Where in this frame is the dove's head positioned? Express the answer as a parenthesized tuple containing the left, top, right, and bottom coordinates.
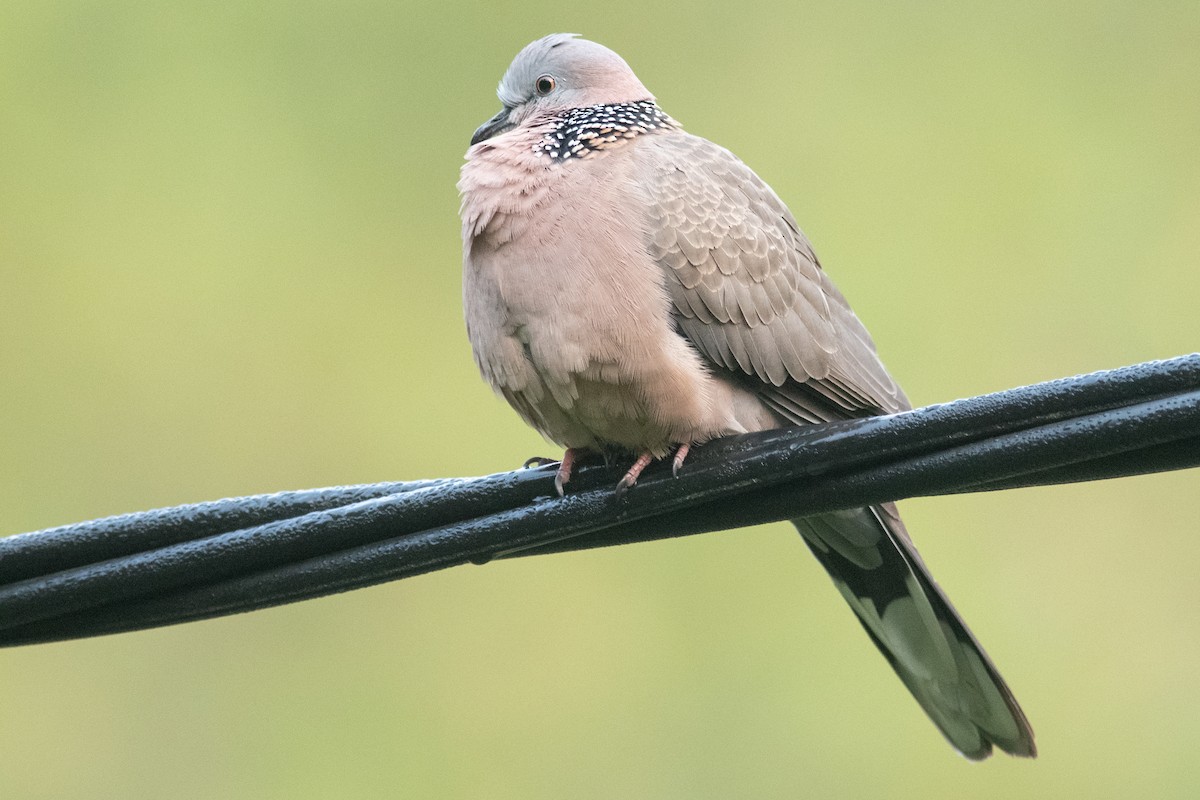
(470, 34, 654, 145)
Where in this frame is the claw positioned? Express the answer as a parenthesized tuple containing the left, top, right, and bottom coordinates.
(553, 448, 582, 497)
(614, 452, 655, 496)
(671, 443, 691, 478)
(523, 456, 556, 469)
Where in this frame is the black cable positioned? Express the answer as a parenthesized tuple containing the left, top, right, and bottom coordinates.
(0, 354, 1196, 647)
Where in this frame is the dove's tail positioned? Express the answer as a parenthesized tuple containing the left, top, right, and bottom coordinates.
(792, 504, 1035, 759)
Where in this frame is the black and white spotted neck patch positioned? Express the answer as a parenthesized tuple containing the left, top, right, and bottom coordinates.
(534, 100, 676, 161)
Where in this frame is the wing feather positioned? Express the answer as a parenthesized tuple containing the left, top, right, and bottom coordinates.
(639, 133, 908, 422)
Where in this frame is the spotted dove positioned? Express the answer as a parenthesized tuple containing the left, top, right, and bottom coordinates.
(459, 33, 1034, 760)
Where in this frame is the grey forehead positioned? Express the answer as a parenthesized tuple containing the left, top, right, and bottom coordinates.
(495, 33, 602, 106)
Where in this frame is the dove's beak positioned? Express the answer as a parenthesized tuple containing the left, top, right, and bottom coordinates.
(471, 107, 514, 145)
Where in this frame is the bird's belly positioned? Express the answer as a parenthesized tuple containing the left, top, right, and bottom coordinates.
(500, 321, 779, 456)
(525, 365, 682, 455)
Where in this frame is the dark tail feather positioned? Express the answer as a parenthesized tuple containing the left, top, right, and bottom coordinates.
(792, 504, 1035, 759)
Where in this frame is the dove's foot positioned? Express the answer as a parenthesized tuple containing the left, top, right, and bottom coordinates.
(615, 452, 655, 496)
(553, 448, 587, 497)
(671, 443, 691, 477)
(615, 444, 692, 495)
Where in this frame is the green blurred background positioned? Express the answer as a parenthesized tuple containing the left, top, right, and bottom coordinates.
(2, 1, 1197, 797)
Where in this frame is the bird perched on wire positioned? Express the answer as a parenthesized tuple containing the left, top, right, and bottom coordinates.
(458, 33, 1034, 760)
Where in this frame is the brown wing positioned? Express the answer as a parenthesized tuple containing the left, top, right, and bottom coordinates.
(638, 132, 1035, 759)
(640, 132, 909, 423)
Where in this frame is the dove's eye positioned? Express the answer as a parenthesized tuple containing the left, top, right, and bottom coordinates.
(535, 75, 556, 95)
